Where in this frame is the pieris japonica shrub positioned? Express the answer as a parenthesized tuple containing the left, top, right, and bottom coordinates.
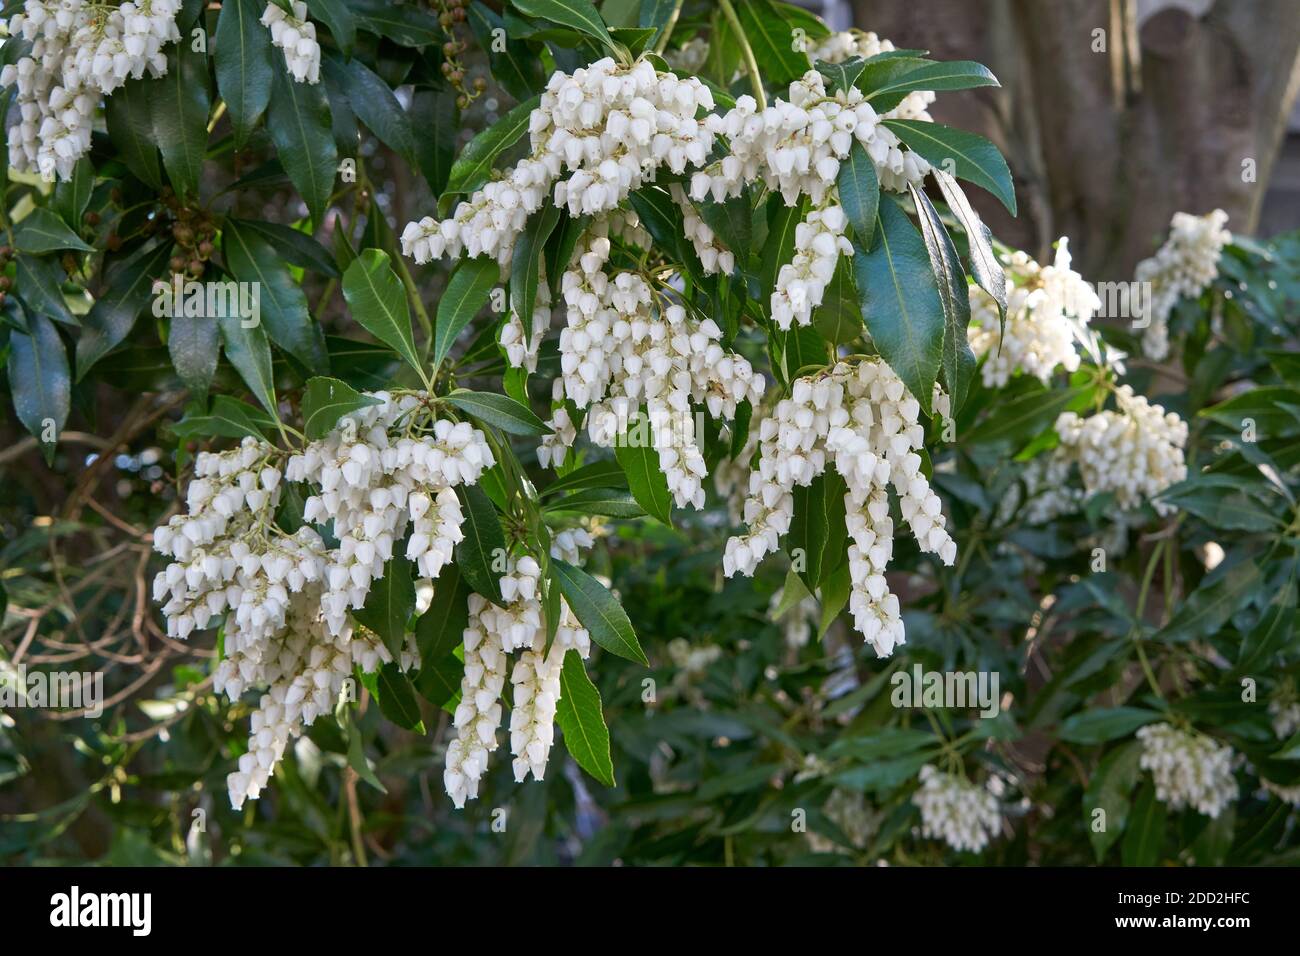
(0, 0, 1297, 867)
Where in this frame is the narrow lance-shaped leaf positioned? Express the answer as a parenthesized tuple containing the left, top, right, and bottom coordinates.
(510, 205, 561, 333)
(932, 168, 1006, 323)
(443, 389, 550, 436)
(512, 0, 617, 54)
(434, 256, 499, 371)
(444, 95, 540, 197)
(151, 39, 210, 200)
(454, 483, 506, 605)
(375, 664, 426, 734)
(885, 120, 1017, 216)
(214, 0, 274, 149)
(105, 75, 162, 189)
(7, 310, 70, 465)
(14, 207, 93, 254)
(267, 64, 338, 225)
(555, 650, 615, 787)
(552, 559, 647, 665)
(218, 310, 277, 418)
(76, 243, 173, 381)
(224, 220, 329, 374)
(302, 375, 383, 439)
(342, 249, 423, 376)
(853, 195, 945, 415)
(910, 184, 976, 413)
(354, 557, 415, 656)
(837, 140, 879, 249)
(615, 425, 673, 525)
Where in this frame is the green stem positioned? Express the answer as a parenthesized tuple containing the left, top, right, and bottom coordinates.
(718, 0, 766, 110)
(652, 0, 685, 56)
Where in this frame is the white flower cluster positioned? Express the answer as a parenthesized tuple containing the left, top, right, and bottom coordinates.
(402, 57, 715, 268)
(810, 29, 936, 121)
(500, 277, 551, 372)
(261, 1, 320, 85)
(286, 392, 493, 635)
(689, 69, 930, 208)
(1134, 210, 1230, 360)
(772, 203, 851, 330)
(1269, 694, 1300, 740)
(670, 184, 735, 275)
(968, 240, 1099, 388)
(1, 0, 182, 180)
(443, 556, 593, 807)
(1053, 385, 1187, 514)
(151, 437, 393, 808)
(556, 226, 764, 508)
(1137, 722, 1238, 818)
(724, 359, 955, 657)
(913, 764, 1002, 853)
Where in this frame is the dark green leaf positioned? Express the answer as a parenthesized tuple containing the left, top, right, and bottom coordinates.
(1084, 741, 1142, 861)
(230, 219, 339, 277)
(434, 256, 499, 370)
(1121, 782, 1166, 867)
(787, 470, 848, 590)
(306, 0, 356, 55)
(76, 243, 172, 380)
(14, 207, 92, 254)
(352, 0, 444, 45)
(342, 249, 422, 375)
(885, 120, 1016, 216)
(7, 310, 69, 464)
(172, 395, 276, 441)
(1154, 560, 1263, 644)
(215, 0, 275, 149)
(409, 89, 458, 197)
(105, 76, 163, 189)
(542, 487, 643, 518)
(16, 255, 76, 326)
(615, 430, 672, 525)
(301, 375, 383, 439)
(512, 0, 616, 53)
(541, 459, 627, 496)
(151, 40, 210, 200)
(445, 94, 540, 196)
(218, 311, 277, 417)
(853, 195, 944, 414)
(223, 220, 329, 374)
(910, 184, 975, 413)
(375, 663, 425, 733)
(467, 1, 544, 101)
(811, 256, 863, 346)
(455, 483, 506, 604)
(511, 205, 561, 333)
(168, 310, 220, 402)
(837, 140, 879, 248)
(354, 557, 415, 656)
(733, 0, 809, 86)
(415, 563, 472, 662)
(552, 559, 647, 665)
(443, 389, 549, 435)
(933, 169, 1006, 321)
(322, 54, 418, 166)
(267, 64, 338, 224)
(1059, 707, 1162, 745)
(556, 650, 615, 786)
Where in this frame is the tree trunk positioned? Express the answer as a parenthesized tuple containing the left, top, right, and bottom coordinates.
(850, 0, 1300, 278)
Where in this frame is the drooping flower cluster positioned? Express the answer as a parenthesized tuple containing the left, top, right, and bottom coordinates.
(1134, 210, 1231, 360)
(810, 29, 936, 121)
(443, 556, 593, 807)
(1053, 385, 1187, 514)
(153, 393, 497, 809)
(968, 240, 1099, 387)
(401, 57, 716, 268)
(913, 765, 1002, 853)
(1, 0, 183, 180)
(724, 358, 955, 657)
(690, 69, 931, 208)
(500, 277, 551, 373)
(670, 183, 735, 275)
(261, 1, 321, 85)
(1137, 722, 1238, 818)
(286, 392, 493, 635)
(151, 437, 393, 808)
(553, 223, 765, 506)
